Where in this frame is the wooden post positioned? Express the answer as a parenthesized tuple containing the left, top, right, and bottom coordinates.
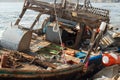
(76, 0, 79, 10)
(89, 29, 97, 49)
(14, 0, 29, 25)
(61, 0, 66, 8)
(30, 13, 42, 30)
(73, 23, 86, 49)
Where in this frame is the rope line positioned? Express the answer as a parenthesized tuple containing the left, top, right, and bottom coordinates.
(53, 0, 66, 63)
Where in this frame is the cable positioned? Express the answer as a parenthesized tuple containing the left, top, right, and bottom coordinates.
(53, 0, 66, 63)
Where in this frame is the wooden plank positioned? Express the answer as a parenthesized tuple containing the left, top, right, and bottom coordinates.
(10, 51, 57, 69)
(73, 23, 86, 49)
(30, 13, 42, 30)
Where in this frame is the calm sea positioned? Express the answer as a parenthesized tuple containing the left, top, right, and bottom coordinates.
(0, 2, 120, 31)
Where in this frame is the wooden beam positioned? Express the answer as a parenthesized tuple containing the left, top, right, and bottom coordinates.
(73, 23, 86, 49)
(14, 1, 30, 25)
(10, 51, 57, 69)
(28, 0, 55, 9)
(30, 13, 42, 30)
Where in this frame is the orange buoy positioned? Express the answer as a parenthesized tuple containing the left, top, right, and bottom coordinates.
(102, 53, 119, 66)
(116, 56, 120, 64)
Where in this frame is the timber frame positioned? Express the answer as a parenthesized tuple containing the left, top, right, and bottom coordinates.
(14, 0, 110, 49)
(15, 0, 109, 28)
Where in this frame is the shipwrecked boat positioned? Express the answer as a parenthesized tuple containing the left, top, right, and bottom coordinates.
(0, 0, 119, 80)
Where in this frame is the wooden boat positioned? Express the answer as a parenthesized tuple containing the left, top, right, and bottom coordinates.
(0, 0, 110, 80)
(0, 38, 84, 80)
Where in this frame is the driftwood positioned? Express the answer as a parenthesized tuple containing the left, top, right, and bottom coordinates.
(9, 51, 57, 69)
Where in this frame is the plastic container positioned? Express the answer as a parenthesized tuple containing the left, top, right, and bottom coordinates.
(0, 26, 32, 51)
(88, 54, 102, 65)
(75, 52, 86, 58)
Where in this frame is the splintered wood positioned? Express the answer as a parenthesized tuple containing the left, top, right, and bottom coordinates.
(0, 51, 58, 69)
(10, 51, 57, 69)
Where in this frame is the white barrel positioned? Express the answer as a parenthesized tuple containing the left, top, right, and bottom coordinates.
(99, 22, 107, 31)
(0, 26, 32, 51)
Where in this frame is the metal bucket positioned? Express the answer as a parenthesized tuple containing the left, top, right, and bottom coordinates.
(0, 26, 32, 51)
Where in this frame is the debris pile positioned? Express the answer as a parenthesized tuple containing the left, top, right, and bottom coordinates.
(0, 0, 120, 80)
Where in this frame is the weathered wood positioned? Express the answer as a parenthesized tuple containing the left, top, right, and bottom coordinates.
(0, 54, 10, 68)
(73, 23, 86, 49)
(90, 29, 97, 44)
(30, 13, 42, 30)
(15, 0, 109, 28)
(28, 0, 55, 9)
(14, 1, 29, 25)
(10, 51, 57, 69)
(83, 31, 104, 63)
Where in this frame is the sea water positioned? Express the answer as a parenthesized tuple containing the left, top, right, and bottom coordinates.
(0, 2, 120, 31)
